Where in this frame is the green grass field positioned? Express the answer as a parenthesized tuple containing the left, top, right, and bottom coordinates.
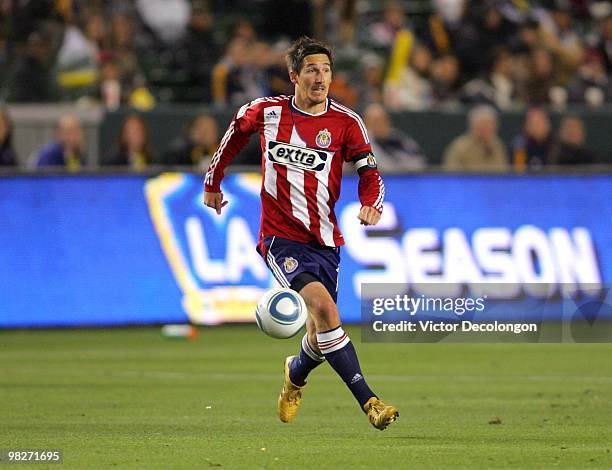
(1, 326, 612, 469)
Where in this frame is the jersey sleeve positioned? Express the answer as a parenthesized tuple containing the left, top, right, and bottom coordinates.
(343, 115, 372, 163)
(343, 114, 385, 213)
(204, 101, 260, 192)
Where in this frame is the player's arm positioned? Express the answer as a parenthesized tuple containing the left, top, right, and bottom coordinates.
(353, 152, 384, 226)
(203, 102, 259, 213)
(344, 117, 385, 226)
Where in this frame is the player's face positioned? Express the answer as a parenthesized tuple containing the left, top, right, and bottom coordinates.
(293, 54, 332, 105)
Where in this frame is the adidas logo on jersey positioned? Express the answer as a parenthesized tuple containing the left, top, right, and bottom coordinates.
(265, 110, 279, 119)
(267, 141, 328, 172)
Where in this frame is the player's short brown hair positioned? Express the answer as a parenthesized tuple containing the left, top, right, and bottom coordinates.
(286, 36, 333, 74)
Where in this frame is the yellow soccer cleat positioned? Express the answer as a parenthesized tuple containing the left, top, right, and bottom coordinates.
(363, 397, 399, 431)
(277, 355, 305, 423)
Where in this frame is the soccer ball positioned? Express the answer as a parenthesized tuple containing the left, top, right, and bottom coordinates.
(255, 287, 308, 339)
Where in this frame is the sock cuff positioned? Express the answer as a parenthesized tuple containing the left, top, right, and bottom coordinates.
(301, 334, 325, 362)
(317, 326, 350, 355)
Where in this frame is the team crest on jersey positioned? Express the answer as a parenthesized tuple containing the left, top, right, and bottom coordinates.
(315, 129, 332, 148)
(367, 153, 377, 167)
(283, 257, 299, 273)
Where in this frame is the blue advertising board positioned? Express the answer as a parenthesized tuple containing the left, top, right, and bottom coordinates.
(0, 173, 610, 327)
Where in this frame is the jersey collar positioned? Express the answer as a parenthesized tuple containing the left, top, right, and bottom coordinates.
(290, 96, 329, 116)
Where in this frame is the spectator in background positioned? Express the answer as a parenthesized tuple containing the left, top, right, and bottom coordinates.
(0, 35, 7, 89)
(6, 0, 59, 44)
(364, 103, 426, 171)
(418, 0, 482, 77)
(431, 53, 461, 106)
(355, 53, 385, 106)
(35, 114, 86, 170)
(329, 71, 359, 108)
(98, 56, 123, 110)
(164, 115, 219, 168)
(510, 107, 553, 170)
(536, 0, 584, 84)
(551, 115, 597, 165)
(509, 20, 540, 88)
(234, 40, 266, 103)
(0, 108, 17, 166)
(211, 37, 258, 107)
(105, 13, 155, 111)
(519, 47, 561, 105)
(181, 1, 220, 103)
(567, 49, 611, 106)
(7, 31, 57, 102)
(230, 17, 258, 43)
(108, 14, 144, 100)
(135, 0, 190, 45)
(419, 0, 467, 56)
(84, 10, 108, 50)
(249, 40, 293, 98)
(317, 0, 359, 58)
(262, 40, 293, 97)
(384, 43, 433, 110)
(55, 13, 99, 101)
(466, 0, 516, 76)
(369, 0, 407, 51)
(103, 114, 153, 170)
(442, 105, 508, 171)
(53, 0, 77, 26)
(592, 15, 612, 74)
(462, 47, 517, 109)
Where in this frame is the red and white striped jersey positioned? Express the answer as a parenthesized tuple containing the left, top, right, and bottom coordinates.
(205, 95, 384, 247)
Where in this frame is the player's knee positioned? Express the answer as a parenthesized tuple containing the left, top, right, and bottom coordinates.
(306, 294, 329, 316)
(307, 296, 339, 327)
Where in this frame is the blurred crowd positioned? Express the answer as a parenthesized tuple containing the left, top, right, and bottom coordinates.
(0, 0, 610, 170)
(1, 0, 611, 109)
(0, 110, 221, 170)
(0, 103, 599, 171)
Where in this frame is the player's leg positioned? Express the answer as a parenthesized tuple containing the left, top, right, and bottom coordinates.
(265, 236, 397, 427)
(261, 237, 325, 422)
(286, 274, 326, 387)
(298, 282, 374, 402)
(287, 314, 325, 385)
(277, 276, 328, 423)
(299, 281, 398, 429)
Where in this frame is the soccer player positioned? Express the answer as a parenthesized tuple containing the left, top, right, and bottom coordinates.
(203, 36, 398, 430)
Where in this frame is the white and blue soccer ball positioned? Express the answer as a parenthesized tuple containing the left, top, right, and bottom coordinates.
(255, 287, 308, 339)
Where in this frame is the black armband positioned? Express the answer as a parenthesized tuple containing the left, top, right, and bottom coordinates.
(352, 151, 378, 174)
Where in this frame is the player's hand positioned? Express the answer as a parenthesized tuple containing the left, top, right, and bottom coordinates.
(358, 206, 381, 226)
(203, 191, 228, 215)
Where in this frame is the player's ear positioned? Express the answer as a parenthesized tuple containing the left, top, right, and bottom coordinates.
(288, 69, 298, 84)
